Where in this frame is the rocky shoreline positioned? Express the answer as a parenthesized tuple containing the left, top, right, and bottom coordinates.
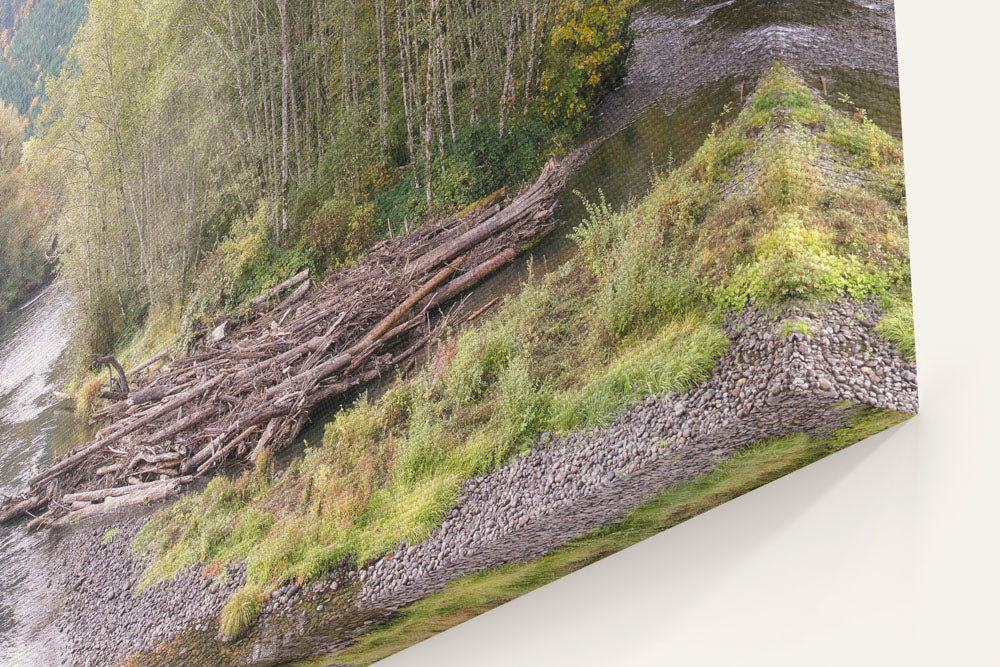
(51, 296, 916, 666)
(51, 515, 247, 665)
(358, 296, 917, 608)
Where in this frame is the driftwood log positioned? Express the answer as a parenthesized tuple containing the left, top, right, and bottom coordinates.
(0, 158, 569, 529)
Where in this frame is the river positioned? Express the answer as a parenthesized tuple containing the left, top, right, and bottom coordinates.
(0, 0, 903, 663)
(0, 284, 76, 663)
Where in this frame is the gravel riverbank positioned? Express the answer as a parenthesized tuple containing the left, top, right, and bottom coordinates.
(52, 296, 915, 665)
(51, 516, 246, 666)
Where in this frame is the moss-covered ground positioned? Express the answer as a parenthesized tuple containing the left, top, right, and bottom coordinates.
(131, 63, 913, 641)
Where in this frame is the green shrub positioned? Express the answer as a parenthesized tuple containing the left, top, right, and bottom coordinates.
(442, 322, 521, 403)
(294, 197, 376, 270)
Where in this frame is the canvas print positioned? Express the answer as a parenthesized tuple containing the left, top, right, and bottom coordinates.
(0, 0, 915, 664)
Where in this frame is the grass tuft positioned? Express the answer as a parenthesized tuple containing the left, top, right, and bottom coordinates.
(75, 375, 103, 420)
(219, 584, 264, 641)
(877, 291, 916, 360)
(778, 317, 816, 338)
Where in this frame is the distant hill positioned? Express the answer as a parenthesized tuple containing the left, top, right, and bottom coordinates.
(0, 0, 87, 135)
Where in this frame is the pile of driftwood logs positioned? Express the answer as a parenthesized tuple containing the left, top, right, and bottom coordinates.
(0, 158, 568, 529)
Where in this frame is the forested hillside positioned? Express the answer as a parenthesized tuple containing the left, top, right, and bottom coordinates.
(28, 0, 634, 362)
(0, 101, 49, 313)
(0, 0, 85, 314)
(0, 0, 88, 134)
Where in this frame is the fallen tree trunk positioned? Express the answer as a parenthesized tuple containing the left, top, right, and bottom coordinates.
(405, 161, 560, 277)
(54, 479, 188, 526)
(0, 495, 46, 524)
(128, 350, 171, 377)
(251, 269, 310, 309)
(62, 477, 193, 504)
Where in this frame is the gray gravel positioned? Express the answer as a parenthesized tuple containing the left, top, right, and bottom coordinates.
(51, 517, 245, 666)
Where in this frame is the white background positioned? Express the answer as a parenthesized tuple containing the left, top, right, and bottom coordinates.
(381, 2, 1000, 665)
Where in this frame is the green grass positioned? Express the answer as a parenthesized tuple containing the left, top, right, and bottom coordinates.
(131, 455, 276, 588)
(778, 317, 816, 338)
(132, 63, 914, 640)
(877, 290, 916, 360)
(309, 408, 910, 666)
(101, 527, 121, 544)
(218, 583, 265, 641)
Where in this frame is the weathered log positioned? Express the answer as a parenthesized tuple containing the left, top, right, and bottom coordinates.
(300, 368, 383, 411)
(94, 463, 123, 476)
(62, 476, 193, 504)
(355, 257, 464, 351)
(0, 495, 46, 524)
(423, 248, 518, 313)
(280, 279, 311, 309)
(136, 404, 220, 448)
(55, 480, 188, 526)
(251, 269, 310, 309)
(130, 385, 181, 405)
(127, 350, 171, 376)
(91, 385, 183, 422)
(127, 450, 182, 472)
(27, 512, 55, 531)
(249, 419, 279, 464)
(135, 465, 179, 478)
(405, 159, 560, 277)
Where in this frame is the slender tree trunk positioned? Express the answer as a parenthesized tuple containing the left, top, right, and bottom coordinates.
(277, 0, 290, 245)
(376, 0, 389, 153)
(441, 1, 457, 141)
(423, 0, 440, 210)
(523, 0, 540, 113)
(397, 0, 419, 187)
(463, 0, 478, 124)
(498, 7, 518, 140)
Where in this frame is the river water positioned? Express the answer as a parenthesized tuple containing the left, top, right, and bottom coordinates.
(0, 1, 903, 663)
(0, 285, 76, 663)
